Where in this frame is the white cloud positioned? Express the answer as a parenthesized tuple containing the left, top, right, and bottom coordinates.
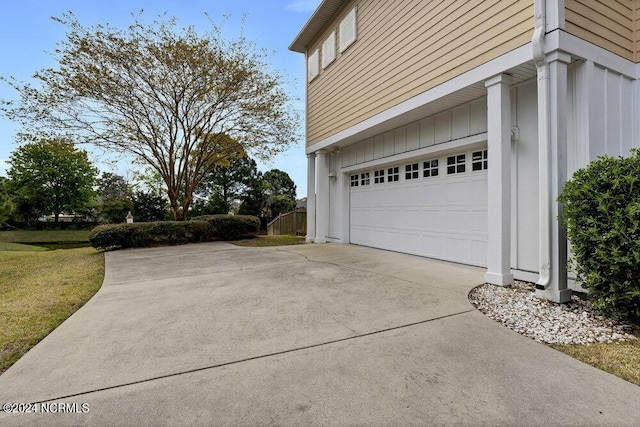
(286, 0, 321, 13)
(0, 159, 7, 177)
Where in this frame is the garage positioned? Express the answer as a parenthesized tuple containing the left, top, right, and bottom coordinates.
(349, 148, 488, 266)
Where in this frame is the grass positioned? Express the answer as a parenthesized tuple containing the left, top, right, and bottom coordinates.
(0, 241, 48, 252)
(0, 229, 92, 251)
(230, 234, 306, 247)
(552, 337, 640, 386)
(0, 247, 104, 374)
(0, 229, 91, 243)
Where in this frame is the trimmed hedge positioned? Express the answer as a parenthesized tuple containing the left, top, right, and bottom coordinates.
(559, 148, 640, 322)
(89, 215, 259, 250)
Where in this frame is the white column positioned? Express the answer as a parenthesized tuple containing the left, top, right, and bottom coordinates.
(484, 74, 514, 286)
(315, 149, 329, 243)
(305, 153, 316, 243)
(536, 51, 572, 303)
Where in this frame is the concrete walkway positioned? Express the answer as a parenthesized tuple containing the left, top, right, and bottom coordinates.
(1, 242, 639, 426)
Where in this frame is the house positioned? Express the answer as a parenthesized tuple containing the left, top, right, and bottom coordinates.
(289, 0, 640, 303)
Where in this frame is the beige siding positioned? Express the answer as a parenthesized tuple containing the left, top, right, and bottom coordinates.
(636, 0, 640, 61)
(565, 0, 636, 62)
(305, 0, 534, 146)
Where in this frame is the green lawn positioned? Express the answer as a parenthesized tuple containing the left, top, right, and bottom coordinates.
(230, 234, 306, 247)
(0, 241, 48, 252)
(0, 229, 91, 244)
(0, 229, 104, 374)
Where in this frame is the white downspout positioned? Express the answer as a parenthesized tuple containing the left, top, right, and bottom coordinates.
(533, 0, 551, 290)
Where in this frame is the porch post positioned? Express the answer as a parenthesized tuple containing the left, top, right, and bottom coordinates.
(315, 149, 329, 243)
(484, 74, 514, 286)
(306, 152, 316, 243)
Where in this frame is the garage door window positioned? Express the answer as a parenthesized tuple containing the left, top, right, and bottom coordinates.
(423, 159, 439, 177)
(374, 169, 385, 184)
(447, 154, 466, 174)
(350, 174, 359, 187)
(405, 163, 419, 180)
(472, 150, 488, 171)
(360, 172, 370, 185)
(387, 167, 399, 182)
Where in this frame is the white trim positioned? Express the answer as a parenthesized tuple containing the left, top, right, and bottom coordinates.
(545, 0, 564, 32)
(306, 153, 316, 243)
(305, 44, 533, 154)
(484, 73, 514, 287)
(512, 269, 540, 283)
(546, 30, 639, 79)
(339, 133, 487, 173)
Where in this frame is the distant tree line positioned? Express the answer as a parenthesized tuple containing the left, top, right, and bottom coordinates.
(0, 138, 297, 228)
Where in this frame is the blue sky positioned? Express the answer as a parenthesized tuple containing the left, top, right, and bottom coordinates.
(0, 0, 320, 197)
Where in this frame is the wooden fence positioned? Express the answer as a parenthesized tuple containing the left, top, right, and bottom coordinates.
(267, 208, 306, 236)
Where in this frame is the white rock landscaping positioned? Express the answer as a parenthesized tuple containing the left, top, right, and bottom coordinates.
(469, 281, 637, 345)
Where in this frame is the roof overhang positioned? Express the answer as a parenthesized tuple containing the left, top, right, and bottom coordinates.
(289, 0, 347, 53)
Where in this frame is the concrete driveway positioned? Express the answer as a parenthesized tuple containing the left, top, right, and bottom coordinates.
(1, 242, 639, 426)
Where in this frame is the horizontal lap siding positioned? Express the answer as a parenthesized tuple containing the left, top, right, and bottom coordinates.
(306, 0, 533, 146)
(636, 0, 640, 61)
(565, 0, 636, 62)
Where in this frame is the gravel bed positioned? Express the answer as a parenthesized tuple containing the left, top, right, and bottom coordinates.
(468, 281, 637, 345)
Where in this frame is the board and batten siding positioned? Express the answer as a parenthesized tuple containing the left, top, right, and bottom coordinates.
(305, 0, 534, 147)
(565, 0, 638, 62)
(567, 60, 639, 176)
(339, 98, 488, 168)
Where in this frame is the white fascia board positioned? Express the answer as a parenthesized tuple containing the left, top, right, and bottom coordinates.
(305, 44, 532, 155)
(339, 132, 487, 173)
(547, 30, 638, 79)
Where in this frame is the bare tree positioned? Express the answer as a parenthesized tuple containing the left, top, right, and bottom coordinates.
(1, 12, 300, 220)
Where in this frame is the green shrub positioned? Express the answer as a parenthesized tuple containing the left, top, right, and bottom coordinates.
(89, 215, 259, 250)
(89, 220, 212, 250)
(559, 148, 640, 322)
(191, 214, 260, 240)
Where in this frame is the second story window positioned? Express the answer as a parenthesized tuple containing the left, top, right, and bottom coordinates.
(339, 7, 357, 53)
(307, 49, 319, 82)
(322, 31, 336, 69)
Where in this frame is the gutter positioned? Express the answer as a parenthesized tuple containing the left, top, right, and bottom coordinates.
(533, 0, 551, 291)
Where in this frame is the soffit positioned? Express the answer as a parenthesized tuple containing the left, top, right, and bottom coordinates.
(289, 0, 346, 53)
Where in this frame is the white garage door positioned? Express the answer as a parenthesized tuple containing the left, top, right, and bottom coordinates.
(349, 149, 488, 266)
